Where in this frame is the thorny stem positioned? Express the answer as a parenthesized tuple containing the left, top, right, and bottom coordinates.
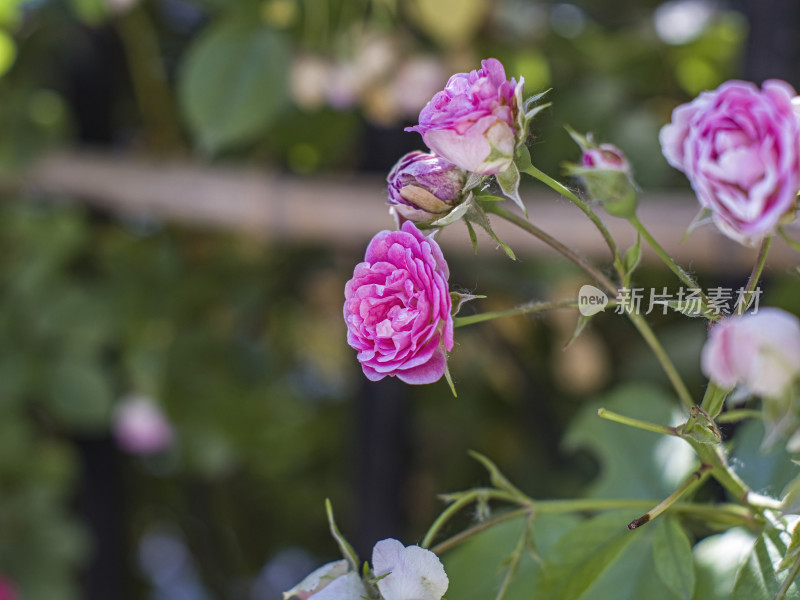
(522, 164, 620, 265)
(482, 203, 618, 293)
(628, 464, 712, 530)
(735, 235, 772, 315)
(597, 408, 678, 436)
(484, 202, 695, 411)
(453, 299, 583, 327)
(628, 215, 716, 319)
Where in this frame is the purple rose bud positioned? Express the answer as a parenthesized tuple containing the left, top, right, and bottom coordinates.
(660, 80, 800, 245)
(387, 151, 466, 223)
(405, 58, 522, 175)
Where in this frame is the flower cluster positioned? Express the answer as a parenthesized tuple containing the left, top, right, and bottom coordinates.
(284, 539, 448, 600)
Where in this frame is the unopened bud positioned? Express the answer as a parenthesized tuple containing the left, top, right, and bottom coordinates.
(387, 151, 466, 224)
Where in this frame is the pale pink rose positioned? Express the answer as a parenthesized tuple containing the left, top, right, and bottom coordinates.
(372, 539, 449, 600)
(701, 308, 800, 398)
(387, 151, 466, 223)
(660, 80, 800, 245)
(344, 221, 454, 385)
(113, 395, 174, 455)
(406, 58, 522, 175)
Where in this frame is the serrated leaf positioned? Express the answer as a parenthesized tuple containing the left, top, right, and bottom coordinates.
(693, 528, 756, 600)
(467, 204, 516, 260)
(653, 517, 695, 600)
(178, 17, 290, 152)
(732, 525, 800, 600)
(443, 514, 579, 600)
(539, 510, 642, 600)
(495, 162, 525, 217)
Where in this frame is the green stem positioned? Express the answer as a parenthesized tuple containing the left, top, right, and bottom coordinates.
(453, 299, 581, 327)
(430, 508, 531, 556)
(627, 311, 695, 410)
(776, 551, 800, 600)
(735, 235, 772, 315)
(699, 382, 730, 420)
(716, 409, 762, 424)
(628, 464, 712, 529)
(628, 215, 714, 317)
(522, 164, 619, 264)
(597, 408, 677, 436)
(779, 227, 800, 253)
(486, 202, 695, 411)
(482, 203, 618, 295)
(421, 489, 523, 549)
(115, 7, 184, 153)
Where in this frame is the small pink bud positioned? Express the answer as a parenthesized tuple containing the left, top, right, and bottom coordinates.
(387, 151, 466, 223)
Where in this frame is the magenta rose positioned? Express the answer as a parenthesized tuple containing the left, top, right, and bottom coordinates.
(701, 308, 800, 398)
(387, 151, 466, 223)
(344, 221, 454, 384)
(405, 58, 522, 175)
(660, 80, 800, 245)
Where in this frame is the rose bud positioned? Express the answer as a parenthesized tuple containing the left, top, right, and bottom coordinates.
(661, 80, 800, 245)
(387, 151, 466, 224)
(405, 58, 523, 175)
(564, 133, 638, 218)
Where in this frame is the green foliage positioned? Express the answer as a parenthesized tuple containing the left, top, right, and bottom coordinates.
(178, 15, 291, 153)
(653, 517, 695, 600)
(564, 383, 694, 499)
(732, 524, 800, 599)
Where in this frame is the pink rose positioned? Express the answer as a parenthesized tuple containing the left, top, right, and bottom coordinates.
(387, 151, 466, 223)
(344, 221, 454, 384)
(405, 58, 522, 175)
(660, 80, 800, 245)
(701, 308, 800, 398)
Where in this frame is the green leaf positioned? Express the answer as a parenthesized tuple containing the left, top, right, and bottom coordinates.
(693, 528, 756, 600)
(468, 451, 526, 500)
(539, 510, 642, 600)
(465, 220, 479, 254)
(732, 525, 800, 600)
(622, 234, 642, 287)
(729, 419, 797, 498)
(178, 17, 290, 152)
(443, 514, 580, 600)
(653, 517, 695, 600)
(564, 314, 591, 349)
(564, 384, 695, 499)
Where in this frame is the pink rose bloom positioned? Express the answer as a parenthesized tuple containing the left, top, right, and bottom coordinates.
(387, 151, 466, 223)
(660, 80, 800, 245)
(406, 58, 522, 175)
(113, 395, 174, 455)
(701, 308, 800, 398)
(344, 221, 454, 384)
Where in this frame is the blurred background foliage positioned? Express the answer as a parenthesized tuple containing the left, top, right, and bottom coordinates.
(0, 0, 798, 598)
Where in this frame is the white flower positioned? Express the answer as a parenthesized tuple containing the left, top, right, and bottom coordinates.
(283, 559, 366, 600)
(372, 539, 449, 600)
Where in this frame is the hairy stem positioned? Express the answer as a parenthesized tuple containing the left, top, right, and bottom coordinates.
(735, 235, 772, 315)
